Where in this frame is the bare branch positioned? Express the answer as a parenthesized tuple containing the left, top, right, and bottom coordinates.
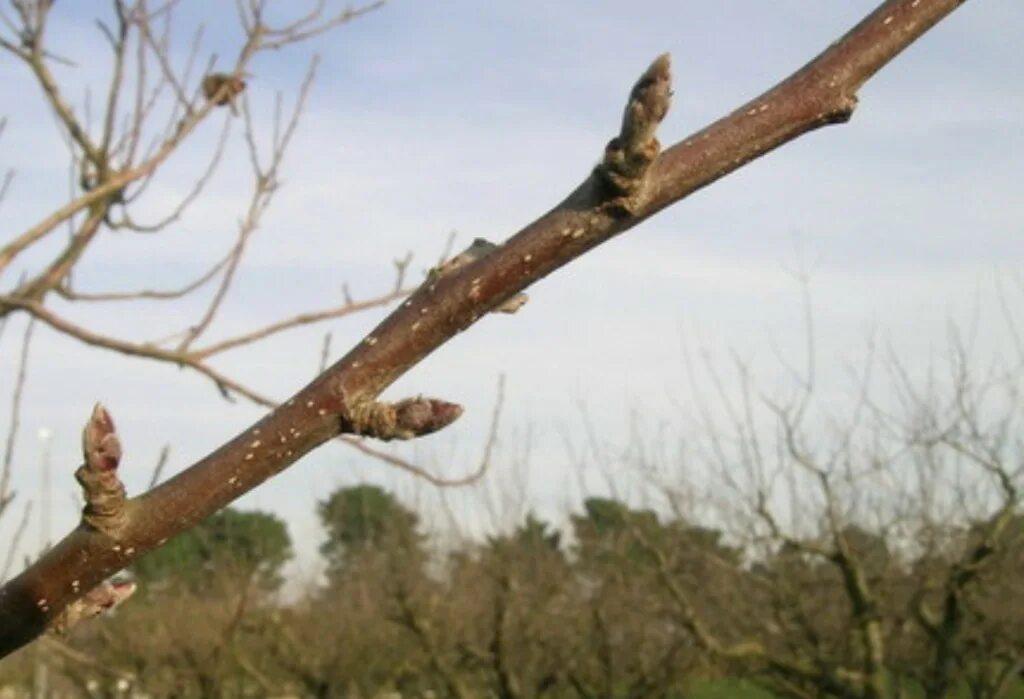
(257, 1, 385, 51)
(175, 58, 319, 352)
(0, 316, 35, 520)
(0, 0, 969, 658)
(0, 116, 14, 209)
(110, 113, 233, 233)
(192, 287, 412, 359)
(0, 501, 32, 583)
(56, 241, 232, 302)
(148, 444, 171, 489)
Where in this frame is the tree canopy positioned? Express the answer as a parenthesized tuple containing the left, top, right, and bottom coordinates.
(131, 507, 291, 592)
(318, 485, 423, 575)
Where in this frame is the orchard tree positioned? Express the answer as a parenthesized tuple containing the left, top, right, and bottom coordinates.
(487, 512, 562, 555)
(132, 507, 291, 592)
(0, 0, 979, 657)
(626, 291, 1024, 699)
(318, 484, 422, 575)
(572, 497, 662, 566)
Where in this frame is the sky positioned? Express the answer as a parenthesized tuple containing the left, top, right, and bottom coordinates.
(0, 1, 1022, 582)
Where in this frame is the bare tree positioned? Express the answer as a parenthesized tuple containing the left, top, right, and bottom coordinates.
(629, 281, 1024, 699)
(0, 1, 442, 487)
(0, 0, 971, 658)
(0, 1, 397, 368)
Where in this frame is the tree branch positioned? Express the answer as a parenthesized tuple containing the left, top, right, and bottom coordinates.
(0, 0, 967, 657)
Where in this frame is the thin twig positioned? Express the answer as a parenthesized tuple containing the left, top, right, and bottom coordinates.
(193, 288, 412, 358)
(0, 317, 35, 519)
(148, 444, 171, 489)
(0, 501, 32, 583)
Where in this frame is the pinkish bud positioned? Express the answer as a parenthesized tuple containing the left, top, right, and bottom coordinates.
(82, 403, 122, 472)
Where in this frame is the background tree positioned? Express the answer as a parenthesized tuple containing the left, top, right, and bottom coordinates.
(632, 306, 1024, 699)
(131, 507, 291, 592)
(318, 484, 423, 576)
(487, 511, 563, 555)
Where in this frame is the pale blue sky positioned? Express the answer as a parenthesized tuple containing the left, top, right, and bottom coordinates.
(1, 2, 1022, 580)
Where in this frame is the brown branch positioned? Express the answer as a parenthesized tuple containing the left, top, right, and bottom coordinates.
(191, 287, 413, 358)
(50, 578, 136, 636)
(40, 634, 131, 679)
(629, 523, 863, 699)
(148, 444, 171, 489)
(0, 169, 13, 209)
(16, 208, 107, 302)
(255, 1, 386, 51)
(175, 58, 319, 352)
(0, 9, 265, 279)
(121, 2, 149, 166)
(768, 402, 889, 699)
(0, 295, 268, 404)
(0, 116, 14, 209)
(390, 579, 474, 699)
(174, 217, 253, 351)
(24, 44, 104, 167)
(919, 503, 1019, 697)
(0, 97, 219, 277)
(0, 0, 967, 657)
(0, 295, 486, 487)
(318, 331, 332, 372)
(56, 242, 233, 302)
(109, 112, 233, 233)
(97, 2, 130, 159)
(134, 3, 196, 117)
(343, 437, 483, 485)
(828, 522, 887, 699)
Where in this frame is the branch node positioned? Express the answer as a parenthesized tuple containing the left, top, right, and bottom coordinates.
(596, 53, 672, 214)
(50, 578, 136, 636)
(430, 238, 528, 314)
(348, 396, 464, 441)
(75, 403, 128, 534)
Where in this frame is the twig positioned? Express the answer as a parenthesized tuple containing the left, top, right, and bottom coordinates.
(192, 287, 412, 358)
(0, 317, 35, 519)
(0, 0, 969, 658)
(111, 112, 233, 233)
(318, 332, 332, 373)
(56, 242, 235, 302)
(256, 1, 386, 51)
(148, 444, 171, 489)
(0, 501, 32, 583)
(175, 58, 319, 352)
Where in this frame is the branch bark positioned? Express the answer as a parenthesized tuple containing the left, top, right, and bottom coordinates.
(0, 0, 966, 657)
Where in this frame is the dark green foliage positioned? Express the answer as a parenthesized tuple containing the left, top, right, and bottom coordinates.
(571, 496, 660, 564)
(571, 496, 739, 569)
(318, 484, 422, 574)
(576, 496, 658, 537)
(131, 507, 291, 591)
(487, 511, 562, 554)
